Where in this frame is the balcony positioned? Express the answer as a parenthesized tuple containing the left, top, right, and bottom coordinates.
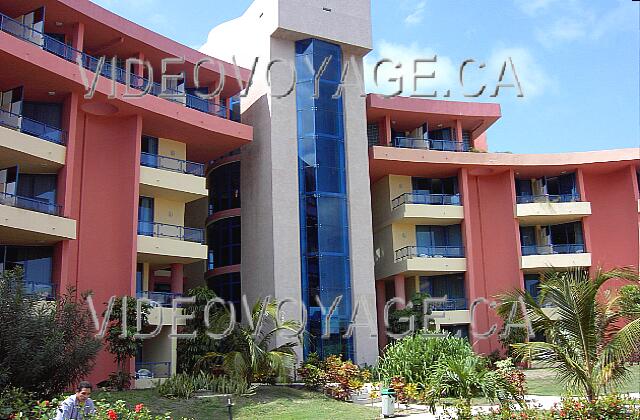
(0, 110, 66, 172)
(386, 245, 466, 277)
(139, 157, 208, 202)
(0, 192, 76, 244)
(389, 193, 464, 226)
(141, 153, 204, 176)
(136, 291, 183, 307)
(137, 222, 207, 265)
(516, 193, 591, 225)
(520, 244, 591, 271)
(393, 137, 470, 152)
(0, 13, 231, 120)
(428, 297, 468, 311)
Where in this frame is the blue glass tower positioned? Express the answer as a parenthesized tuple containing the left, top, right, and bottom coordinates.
(295, 39, 354, 360)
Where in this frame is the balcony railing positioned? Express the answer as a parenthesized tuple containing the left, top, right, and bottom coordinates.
(0, 13, 231, 120)
(135, 361, 171, 379)
(516, 193, 581, 204)
(428, 297, 468, 311)
(137, 221, 204, 244)
(136, 291, 183, 307)
(395, 245, 465, 261)
(0, 191, 62, 216)
(0, 108, 67, 145)
(392, 192, 461, 209)
(521, 244, 585, 256)
(393, 137, 470, 152)
(140, 152, 204, 177)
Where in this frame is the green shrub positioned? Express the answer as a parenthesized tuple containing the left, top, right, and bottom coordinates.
(379, 335, 474, 385)
(0, 268, 101, 399)
(297, 354, 371, 401)
(156, 372, 254, 399)
(15, 398, 192, 419)
(0, 387, 33, 419)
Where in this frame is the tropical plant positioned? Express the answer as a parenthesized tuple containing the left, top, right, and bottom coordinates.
(388, 291, 436, 335)
(195, 298, 301, 384)
(103, 297, 150, 390)
(156, 372, 254, 399)
(0, 267, 101, 399)
(497, 267, 640, 402)
(19, 398, 192, 419)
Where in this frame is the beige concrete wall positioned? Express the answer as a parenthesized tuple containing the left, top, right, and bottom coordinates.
(371, 176, 392, 229)
(153, 196, 185, 227)
(158, 138, 186, 161)
(140, 326, 177, 375)
(516, 202, 592, 225)
(137, 235, 208, 264)
(139, 166, 207, 202)
(0, 125, 66, 172)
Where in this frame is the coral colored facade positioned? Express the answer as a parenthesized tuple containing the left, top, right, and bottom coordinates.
(0, 0, 252, 386)
(0, 0, 638, 387)
(368, 94, 640, 353)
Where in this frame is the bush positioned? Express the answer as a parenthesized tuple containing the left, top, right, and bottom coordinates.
(0, 387, 33, 419)
(15, 398, 192, 419)
(297, 354, 371, 401)
(156, 372, 254, 399)
(0, 268, 101, 399)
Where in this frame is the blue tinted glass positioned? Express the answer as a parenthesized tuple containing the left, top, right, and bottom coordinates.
(316, 166, 344, 193)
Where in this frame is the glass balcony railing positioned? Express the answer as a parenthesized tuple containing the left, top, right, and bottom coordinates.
(0, 108, 67, 145)
(428, 297, 468, 311)
(521, 244, 585, 256)
(393, 137, 470, 152)
(140, 152, 204, 176)
(137, 221, 204, 244)
(136, 291, 182, 307)
(135, 361, 171, 379)
(516, 193, 581, 204)
(392, 192, 461, 209)
(0, 191, 62, 216)
(0, 13, 231, 120)
(395, 245, 465, 261)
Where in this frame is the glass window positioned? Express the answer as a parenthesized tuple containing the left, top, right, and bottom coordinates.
(0, 246, 54, 293)
(207, 272, 241, 320)
(22, 102, 62, 129)
(138, 196, 154, 236)
(16, 174, 57, 204)
(207, 217, 241, 268)
(208, 161, 240, 213)
(141, 136, 158, 154)
(416, 225, 462, 248)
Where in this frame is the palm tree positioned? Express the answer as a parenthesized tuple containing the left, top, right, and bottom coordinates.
(195, 298, 301, 384)
(498, 267, 640, 402)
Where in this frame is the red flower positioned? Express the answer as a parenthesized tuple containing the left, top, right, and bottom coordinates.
(135, 403, 144, 413)
(107, 409, 118, 420)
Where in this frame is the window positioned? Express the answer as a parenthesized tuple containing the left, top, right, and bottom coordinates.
(138, 196, 154, 235)
(0, 166, 18, 195)
(524, 274, 541, 301)
(0, 246, 54, 296)
(207, 272, 241, 320)
(412, 177, 460, 204)
(16, 174, 57, 204)
(22, 102, 62, 129)
(420, 274, 466, 301)
(367, 123, 379, 147)
(416, 225, 463, 248)
(141, 136, 158, 154)
(208, 162, 240, 213)
(207, 217, 241, 268)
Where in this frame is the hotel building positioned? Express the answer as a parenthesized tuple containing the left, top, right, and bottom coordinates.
(0, 0, 637, 386)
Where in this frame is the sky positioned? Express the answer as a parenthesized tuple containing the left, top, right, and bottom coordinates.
(91, 0, 639, 154)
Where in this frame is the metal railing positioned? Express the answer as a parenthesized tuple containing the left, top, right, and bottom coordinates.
(136, 291, 182, 307)
(24, 281, 56, 300)
(428, 297, 468, 311)
(521, 244, 585, 256)
(135, 361, 171, 379)
(0, 108, 67, 145)
(392, 192, 461, 208)
(393, 137, 470, 152)
(0, 191, 62, 216)
(516, 193, 581, 204)
(137, 221, 204, 243)
(140, 152, 204, 176)
(0, 13, 231, 120)
(395, 245, 465, 261)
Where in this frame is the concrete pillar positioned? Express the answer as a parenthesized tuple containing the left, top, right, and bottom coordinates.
(382, 115, 392, 146)
(393, 274, 406, 309)
(375, 280, 388, 351)
(142, 263, 150, 291)
(135, 52, 145, 78)
(455, 119, 463, 149)
(71, 22, 84, 51)
(170, 263, 184, 294)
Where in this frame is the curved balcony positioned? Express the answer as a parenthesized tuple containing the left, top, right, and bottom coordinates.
(0, 13, 230, 120)
(393, 137, 470, 152)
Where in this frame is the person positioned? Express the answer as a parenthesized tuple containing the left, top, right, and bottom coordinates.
(54, 381, 96, 420)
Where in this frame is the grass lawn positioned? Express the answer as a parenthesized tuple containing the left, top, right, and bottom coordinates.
(524, 364, 640, 396)
(94, 385, 379, 420)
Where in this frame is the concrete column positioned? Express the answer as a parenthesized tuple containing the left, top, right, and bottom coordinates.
(71, 22, 84, 51)
(382, 115, 392, 146)
(375, 280, 388, 351)
(393, 274, 406, 309)
(170, 264, 184, 294)
(455, 119, 463, 148)
(135, 52, 145, 78)
(142, 263, 150, 291)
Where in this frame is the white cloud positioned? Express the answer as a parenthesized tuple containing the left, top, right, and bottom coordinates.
(515, 0, 563, 16)
(364, 40, 457, 97)
(404, 1, 427, 26)
(485, 47, 553, 99)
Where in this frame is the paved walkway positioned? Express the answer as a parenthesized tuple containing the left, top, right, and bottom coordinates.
(370, 393, 640, 419)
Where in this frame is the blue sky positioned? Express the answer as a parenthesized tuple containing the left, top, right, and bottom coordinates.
(92, 0, 639, 154)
